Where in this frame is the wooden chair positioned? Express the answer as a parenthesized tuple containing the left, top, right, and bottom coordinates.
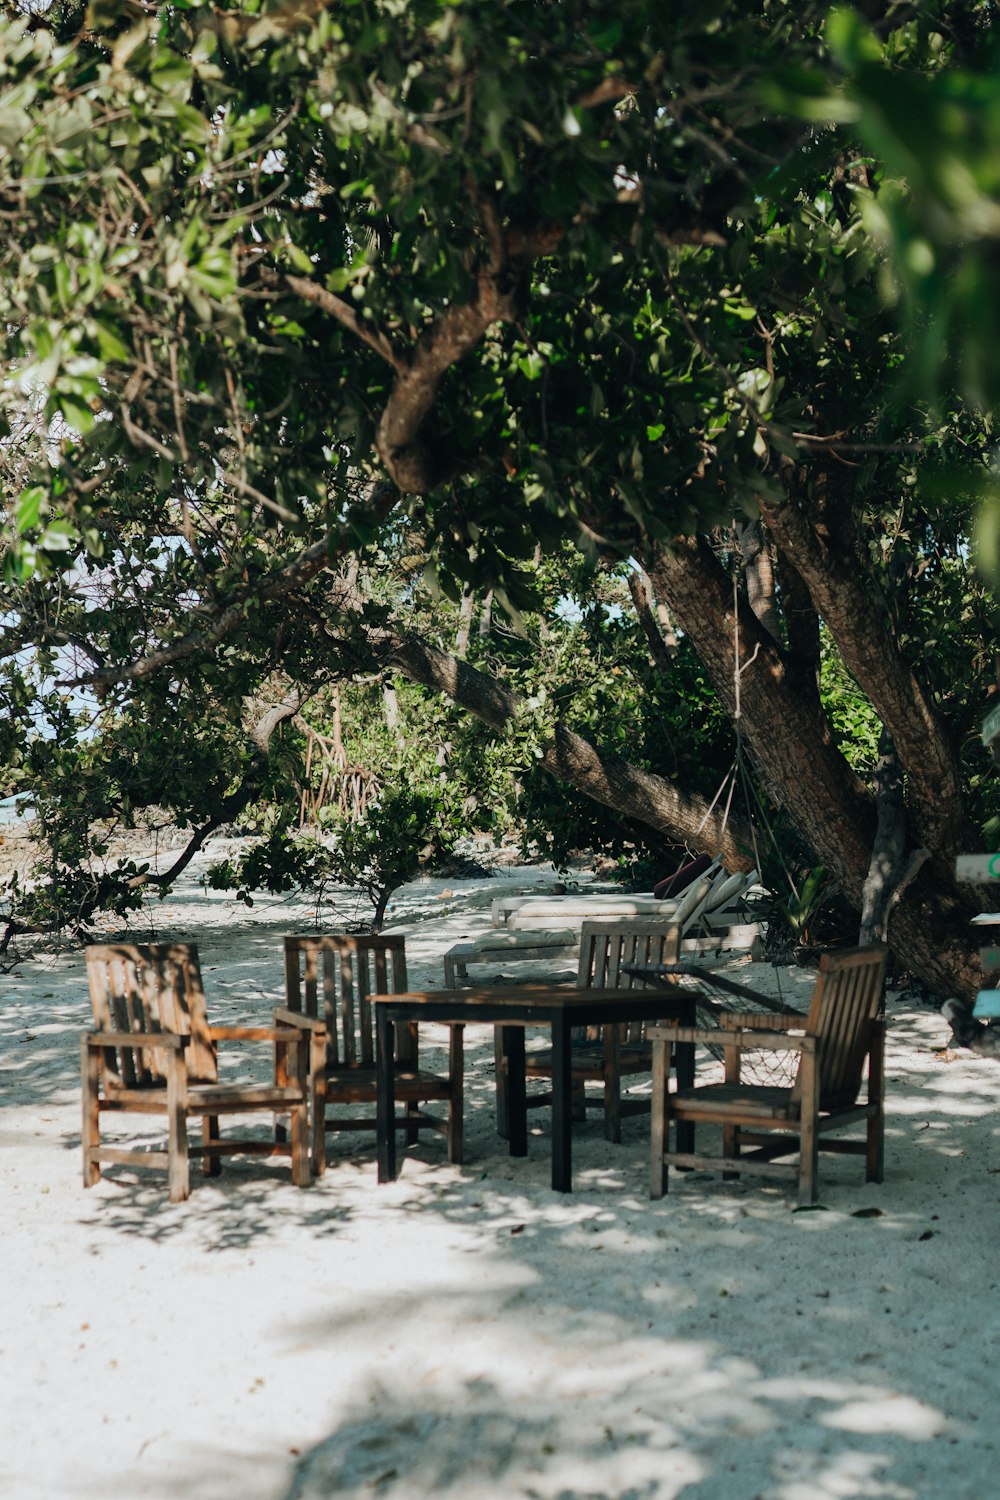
(496, 919, 682, 1143)
(82, 942, 314, 1203)
(649, 944, 888, 1206)
(278, 934, 464, 1176)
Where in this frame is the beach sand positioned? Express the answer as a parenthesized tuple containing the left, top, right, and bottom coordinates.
(2, 842, 998, 1500)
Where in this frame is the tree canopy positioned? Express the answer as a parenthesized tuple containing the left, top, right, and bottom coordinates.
(1, 0, 998, 1003)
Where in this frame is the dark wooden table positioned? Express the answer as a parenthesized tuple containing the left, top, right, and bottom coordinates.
(373, 985, 694, 1193)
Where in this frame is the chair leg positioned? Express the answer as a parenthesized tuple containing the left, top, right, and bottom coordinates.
(311, 1034, 327, 1179)
(494, 1028, 510, 1140)
(866, 1109, 884, 1184)
(166, 1056, 190, 1203)
(866, 1022, 885, 1184)
(722, 1123, 740, 1181)
(290, 1097, 311, 1188)
(404, 1100, 420, 1147)
(650, 1038, 668, 1199)
(166, 1123, 190, 1203)
(448, 1024, 465, 1164)
(797, 1042, 819, 1206)
(603, 1031, 622, 1144)
(571, 1081, 588, 1123)
(81, 1041, 101, 1189)
(604, 1081, 622, 1143)
(202, 1116, 221, 1176)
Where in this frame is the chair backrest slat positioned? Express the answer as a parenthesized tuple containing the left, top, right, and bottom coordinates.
(85, 943, 218, 1089)
(793, 945, 887, 1110)
(283, 935, 408, 1072)
(578, 920, 681, 1042)
(578, 919, 681, 990)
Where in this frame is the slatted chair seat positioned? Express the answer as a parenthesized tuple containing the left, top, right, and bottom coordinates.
(323, 1065, 456, 1100)
(82, 942, 314, 1203)
(669, 1082, 799, 1120)
(279, 934, 464, 1175)
(649, 943, 888, 1206)
(100, 1082, 305, 1111)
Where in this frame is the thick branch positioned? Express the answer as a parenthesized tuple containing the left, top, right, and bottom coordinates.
(736, 519, 781, 646)
(758, 482, 969, 865)
(284, 274, 405, 371)
(627, 568, 678, 672)
(774, 545, 820, 702)
(62, 484, 397, 692)
(375, 620, 751, 869)
(376, 275, 521, 493)
(650, 534, 979, 1002)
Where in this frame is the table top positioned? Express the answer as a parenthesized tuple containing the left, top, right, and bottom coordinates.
(372, 985, 689, 1023)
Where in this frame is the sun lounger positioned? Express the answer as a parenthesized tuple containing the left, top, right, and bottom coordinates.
(445, 862, 745, 986)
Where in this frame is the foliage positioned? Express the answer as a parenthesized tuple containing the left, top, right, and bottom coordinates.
(0, 0, 997, 994)
(773, 3, 1000, 574)
(207, 783, 461, 931)
(749, 818, 855, 956)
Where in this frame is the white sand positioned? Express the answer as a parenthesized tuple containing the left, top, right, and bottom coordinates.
(2, 847, 999, 1500)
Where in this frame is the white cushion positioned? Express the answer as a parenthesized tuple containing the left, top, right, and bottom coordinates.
(471, 927, 578, 952)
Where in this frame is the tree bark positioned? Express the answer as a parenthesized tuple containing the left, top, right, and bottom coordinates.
(650, 535, 979, 1001)
(628, 568, 678, 672)
(758, 479, 970, 870)
(386, 630, 750, 869)
(858, 729, 930, 945)
(736, 520, 781, 645)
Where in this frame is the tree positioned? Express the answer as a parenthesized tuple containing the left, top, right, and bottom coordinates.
(2, 0, 997, 997)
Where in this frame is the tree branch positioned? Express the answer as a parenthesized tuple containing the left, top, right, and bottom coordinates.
(315, 583, 752, 868)
(284, 273, 406, 371)
(757, 473, 970, 866)
(60, 482, 398, 692)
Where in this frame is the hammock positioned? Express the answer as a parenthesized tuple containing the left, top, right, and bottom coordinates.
(622, 960, 806, 1088)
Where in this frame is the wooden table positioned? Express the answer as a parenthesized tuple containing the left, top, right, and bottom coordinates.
(373, 985, 693, 1193)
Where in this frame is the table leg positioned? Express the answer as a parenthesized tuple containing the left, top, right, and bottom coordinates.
(376, 1008, 397, 1183)
(551, 1010, 572, 1193)
(501, 1025, 527, 1158)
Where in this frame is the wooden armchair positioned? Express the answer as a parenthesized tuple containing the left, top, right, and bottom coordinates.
(649, 944, 888, 1206)
(497, 919, 682, 1143)
(278, 934, 464, 1176)
(82, 942, 314, 1203)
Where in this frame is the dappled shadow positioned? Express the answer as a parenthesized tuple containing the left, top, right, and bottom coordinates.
(7, 975, 1000, 1500)
(265, 1275, 957, 1500)
(275, 1370, 951, 1500)
(72, 1171, 358, 1250)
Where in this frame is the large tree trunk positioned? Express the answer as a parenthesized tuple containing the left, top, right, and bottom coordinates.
(758, 475, 972, 871)
(650, 535, 979, 1001)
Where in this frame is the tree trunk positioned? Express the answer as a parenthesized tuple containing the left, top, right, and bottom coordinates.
(758, 479, 971, 871)
(628, 568, 678, 672)
(650, 535, 979, 1001)
(858, 729, 930, 945)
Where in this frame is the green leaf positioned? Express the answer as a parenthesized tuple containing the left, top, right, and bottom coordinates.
(15, 485, 44, 534)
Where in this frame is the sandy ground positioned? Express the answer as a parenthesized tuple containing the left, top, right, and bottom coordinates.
(2, 843, 999, 1500)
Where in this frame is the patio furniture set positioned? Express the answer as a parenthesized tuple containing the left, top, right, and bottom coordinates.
(81, 875, 888, 1209)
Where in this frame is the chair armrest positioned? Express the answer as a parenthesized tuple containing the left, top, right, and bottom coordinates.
(208, 1025, 309, 1044)
(84, 1031, 187, 1049)
(273, 1007, 327, 1034)
(717, 1010, 807, 1032)
(648, 1024, 810, 1053)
